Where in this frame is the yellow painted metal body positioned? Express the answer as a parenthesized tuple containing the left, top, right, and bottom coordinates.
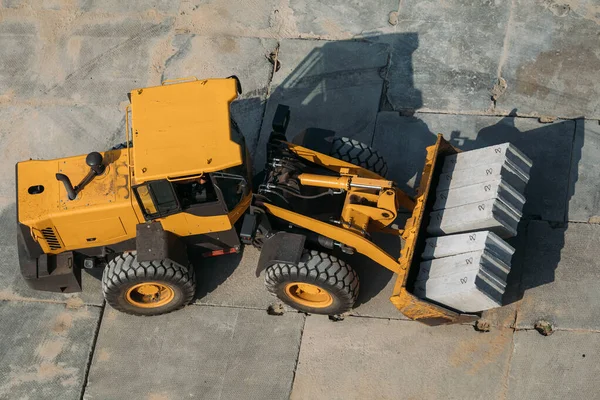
(17, 75, 475, 324)
(130, 78, 242, 184)
(16, 78, 245, 254)
(125, 282, 176, 308)
(17, 149, 140, 254)
(267, 136, 478, 325)
(284, 282, 333, 308)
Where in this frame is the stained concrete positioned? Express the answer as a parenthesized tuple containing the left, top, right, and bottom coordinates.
(372, 112, 576, 221)
(175, 0, 278, 38)
(509, 331, 600, 400)
(517, 221, 600, 330)
(291, 315, 513, 400)
(289, 0, 397, 38)
(193, 246, 278, 310)
(567, 119, 600, 222)
(0, 301, 101, 400)
(0, 11, 174, 105)
(0, 105, 124, 199)
(1, 2, 600, 399)
(497, 1, 600, 119)
(85, 306, 304, 400)
(388, 0, 511, 112)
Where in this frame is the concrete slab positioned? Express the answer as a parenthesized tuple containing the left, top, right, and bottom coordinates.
(516, 221, 600, 330)
(292, 315, 513, 400)
(1, 0, 180, 12)
(0, 11, 174, 104)
(509, 331, 600, 400)
(162, 35, 276, 160)
(77, 0, 181, 14)
(85, 306, 304, 400)
(0, 105, 124, 199)
(193, 246, 278, 310)
(347, 250, 410, 321)
(372, 112, 575, 221)
(174, 0, 277, 38)
(388, 1, 511, 112)
(0, 301, 101, 400)
(289, 0, 397, 38)
(497, 1, 600, 118)
(567, 119, 600, 222)
(258, 38, 388, 167)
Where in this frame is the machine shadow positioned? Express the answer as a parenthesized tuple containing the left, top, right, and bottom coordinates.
(194, 33, 424, 309)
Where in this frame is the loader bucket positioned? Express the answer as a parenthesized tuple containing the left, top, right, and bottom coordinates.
(390, 134, 480, 326)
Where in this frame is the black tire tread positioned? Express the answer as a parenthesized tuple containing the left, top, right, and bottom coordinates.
(102, 252, 195, 316)
(329, 136, 388, 177)
(265, 250, 359, 314)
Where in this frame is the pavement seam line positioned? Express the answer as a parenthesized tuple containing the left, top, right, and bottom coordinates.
(492, 0, 516, 112)
(500, 327, 516, 400)
(0, 297, 103, 308)
(288, 313, 306, 398)
(563, 118, 580, 222)
(79, 301, 106, 400)
(252, 41, 280, 154)
(514, 327, 600, 334)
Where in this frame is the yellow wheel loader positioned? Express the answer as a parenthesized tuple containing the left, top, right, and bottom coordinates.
(16, 77, 478, 324)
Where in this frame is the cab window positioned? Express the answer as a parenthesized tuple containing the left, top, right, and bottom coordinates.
(212, 168, 249, 211)
(172, 176, 218, 208)
(133, 180, 179, 218)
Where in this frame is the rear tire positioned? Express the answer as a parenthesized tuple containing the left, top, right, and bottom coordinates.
(102, 252, 196, 316)
(265, 250, 359, 315)
(329, 137, 388, 177)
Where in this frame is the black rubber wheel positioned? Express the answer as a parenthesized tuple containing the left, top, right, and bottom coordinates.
(265, 250, 359, 315)
(102, 252, 196, 316)
(329, 137, 388, 177)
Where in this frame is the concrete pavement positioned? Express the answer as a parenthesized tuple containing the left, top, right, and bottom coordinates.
(1, 1, 599, 399)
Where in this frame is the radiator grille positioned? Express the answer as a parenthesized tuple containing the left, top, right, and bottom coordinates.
(41, 227, 62, 250)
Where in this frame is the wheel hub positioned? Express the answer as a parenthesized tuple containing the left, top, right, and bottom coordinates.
(284, 282, 333, 308)
(125, 282, 175, 308)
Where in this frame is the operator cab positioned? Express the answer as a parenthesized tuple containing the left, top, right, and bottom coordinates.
(128, 77, 252, 227)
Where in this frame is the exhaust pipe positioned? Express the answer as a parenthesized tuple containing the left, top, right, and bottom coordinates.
(55, 173, 77, 200)
(55, 152, 106, 201)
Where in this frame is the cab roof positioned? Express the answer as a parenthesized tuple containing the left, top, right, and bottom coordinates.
(130, 78, 242, 183)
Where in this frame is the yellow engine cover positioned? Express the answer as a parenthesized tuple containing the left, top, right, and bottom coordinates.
(17, 148, 141, 254)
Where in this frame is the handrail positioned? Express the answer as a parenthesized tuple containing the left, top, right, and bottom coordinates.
(161, 76, 198, 86)
(125, 105, 133, 169)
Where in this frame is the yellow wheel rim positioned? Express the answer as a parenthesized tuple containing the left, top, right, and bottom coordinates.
(284, 282, 333, 308)
(125, 282, 175, 309)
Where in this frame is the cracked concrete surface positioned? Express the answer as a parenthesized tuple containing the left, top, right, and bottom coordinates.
(1, 1, 599, 399)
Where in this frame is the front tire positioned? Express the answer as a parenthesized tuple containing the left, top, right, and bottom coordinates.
(329, 137, 388, 177)
(265, 250, 359, 315)
(102, 252, 196, 316)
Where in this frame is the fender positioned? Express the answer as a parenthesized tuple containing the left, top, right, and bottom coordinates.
(255, 231, 306, 277)
(136, 222, 189, 266)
